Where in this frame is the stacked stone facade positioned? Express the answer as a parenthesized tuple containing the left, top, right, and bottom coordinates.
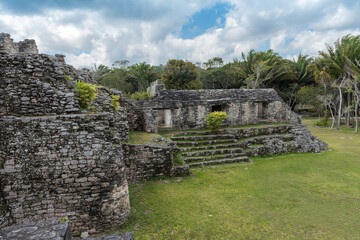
(0, 34, 130, 235)
(0, 33, 38, 54)
(140, 89, 301, 131)
(0, 114, 129, 233)
(122, 143, 174, 183)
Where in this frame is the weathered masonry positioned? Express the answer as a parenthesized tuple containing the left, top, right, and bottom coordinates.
(140, 87, 300, 131)
(0, 33, 130, 235)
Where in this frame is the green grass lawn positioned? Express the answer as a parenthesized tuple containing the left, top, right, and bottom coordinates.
(114, 118, 360, 239)
(125, 131, 162, 145)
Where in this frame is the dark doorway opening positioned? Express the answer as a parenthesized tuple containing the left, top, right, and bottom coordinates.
(258, 102, 268, 119)
(212, 105, 223, 112)
(157, 109, 172, 128)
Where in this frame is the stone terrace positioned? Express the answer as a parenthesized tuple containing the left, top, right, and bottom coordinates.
(167, 123, 328, 168)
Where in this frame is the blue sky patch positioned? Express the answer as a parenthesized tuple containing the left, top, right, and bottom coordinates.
(181, 2, 231, 39)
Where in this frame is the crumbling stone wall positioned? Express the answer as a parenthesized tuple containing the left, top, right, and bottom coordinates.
(119, 98, 145, 132)
(0, 49, 129, 141)
(0, 33, 38, 54)
(122, 143, 175, 183)
(0, 114, 130, 234)
(0, 220, 71, 240)
(141, 89, 301, 131)
(224, 124, 293, 138)
(122, 142, 190, 183)
(0, 220, 135, 240)
(224, 124, 328, 156)
(0, 34, 131, 235)
(0, 53, 80, 116)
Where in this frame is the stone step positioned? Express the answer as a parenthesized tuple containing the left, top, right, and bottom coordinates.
(181, 148, 244, 157)
(171, 134, 234, 141)
(187, 156, 249, 167)
(184, 153, 247, 163)
(178, 143, 242, 152)
(172, 131, 213, 136)
(175, 139, 237, 147)
(239, 134, 294, 147)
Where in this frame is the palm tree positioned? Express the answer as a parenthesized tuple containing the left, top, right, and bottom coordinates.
(233, 49, 289, 89)
(346, 59, 360, 132)
(128, 62, 159, 92)
(318, 35, 360, 129)
(91, 64, 110, 84)
(310, 58, 338, 128)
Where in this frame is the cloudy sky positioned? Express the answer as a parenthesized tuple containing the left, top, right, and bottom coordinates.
(0, 0, 359, 68)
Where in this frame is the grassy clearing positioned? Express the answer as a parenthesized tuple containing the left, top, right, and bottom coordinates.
(125, 131, 162, 145)
(114, 118, 360, 239)
(159, 128, 208, 137)
(173, 153, 185, 166)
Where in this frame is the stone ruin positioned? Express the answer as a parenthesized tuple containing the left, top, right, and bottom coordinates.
(0, 34, 132, 238)
(0, 33, 38, 55)
(0, 34, 328, 239)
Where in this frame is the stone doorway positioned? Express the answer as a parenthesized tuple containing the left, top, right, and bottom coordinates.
(157, 109, 172, 128)
(258, 102, 268, 119)
(211, 105, 223, 112)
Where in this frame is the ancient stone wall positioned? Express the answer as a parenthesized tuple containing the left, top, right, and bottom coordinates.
(224, 124, 293, 138)
(0, 50, 129, 141)
(122, 143, 174, 183)
(0, 53, 80, 117)
(120, 98, 145, 132)
(0, 33, 38, 54)
(0, 114, 130, 234)
(225, 124, 328, 156)
(0, 220, 135, 240)
(0, 220, 71, 240)
(141, 89, 301, 130)
(0, 34, 131, 235)
(156, 89, 282, 102)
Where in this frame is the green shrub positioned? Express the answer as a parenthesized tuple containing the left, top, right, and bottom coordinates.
(315, 119, 328, 127)
(59, 217, 69, 223)
(128, 91, 152, 101)
(173, 153, 185, 166)
(111, 95, 120, 112)
(205, 111, 228, 132)
(74, 80, 98, 110)
(64, 75, 72, 82)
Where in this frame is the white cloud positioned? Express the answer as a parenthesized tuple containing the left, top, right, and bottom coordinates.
(270, 32, 286, 52)
(0, 0, 359, 68)
(288, 29, 360, 56)
(313, 5, 356, 30)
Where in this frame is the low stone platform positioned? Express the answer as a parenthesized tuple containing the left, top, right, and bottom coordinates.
(0, 220, 134, 240)
(0, 220, 70, 240)
(170, 124, 327, 167)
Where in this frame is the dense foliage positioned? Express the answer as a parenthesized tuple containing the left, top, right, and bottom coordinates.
(205, 111, 228, 132)
(162, 59, 201, 89)
(126, 91, 152, 101)
(74, 80, 98, 110)
(111, 95, 120, 112)
(91, 34, 360, 132)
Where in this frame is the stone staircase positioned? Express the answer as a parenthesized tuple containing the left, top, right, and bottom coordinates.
(171, 132, 249, 167)
(166, 123, 328, 167)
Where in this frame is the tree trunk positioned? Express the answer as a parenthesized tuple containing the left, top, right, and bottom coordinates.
(346, 92, 350, 127)
(355, 97, 359, 133)
(337, 86, 342, 130)
(329, 104, 335, 129)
